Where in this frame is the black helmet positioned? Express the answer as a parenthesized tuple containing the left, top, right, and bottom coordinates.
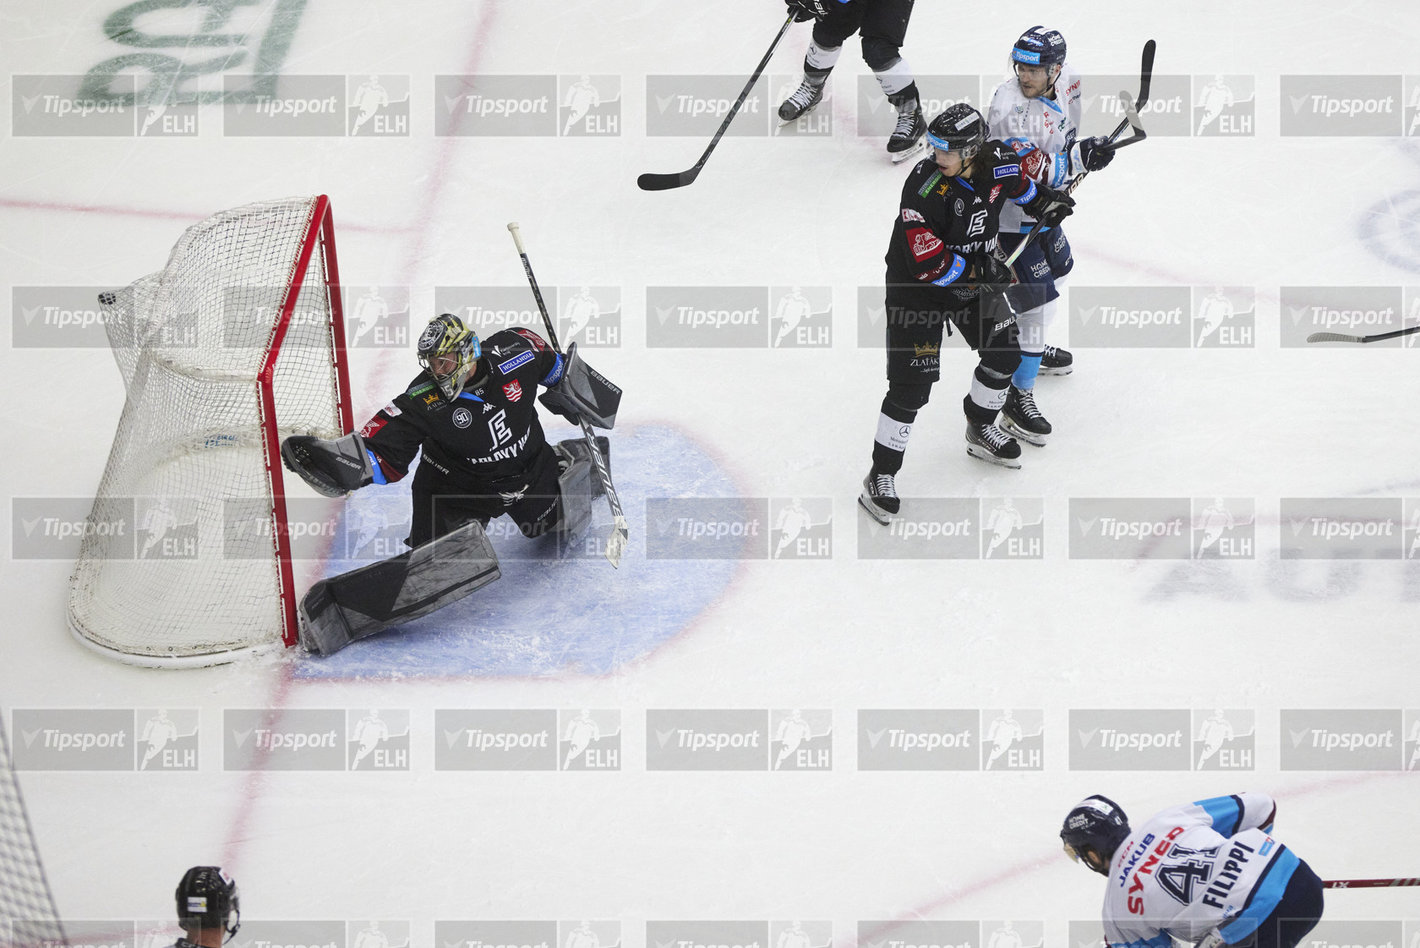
(1060, 795, 1131, 875)
(176, 866, 241, 941)
(1011, 26, 1067, 67)
(925, 103, 986, 159)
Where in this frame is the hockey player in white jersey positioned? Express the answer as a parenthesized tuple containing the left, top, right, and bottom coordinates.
(986, 27, 1115, 445)
(1060, 794, 1324, 948)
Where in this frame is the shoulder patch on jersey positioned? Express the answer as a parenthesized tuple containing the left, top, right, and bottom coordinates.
(382, 401, 401, 417)
(989, 184, 1002, 203)
(902, 208, 926, 224)
(994, 163, 1020, 179)
(918, 170, 944, 198)
(496, 349, 535, 375)
(512, 327, 547, 351)
(906, 227, 943, 262)
(408, 379, 436, 397)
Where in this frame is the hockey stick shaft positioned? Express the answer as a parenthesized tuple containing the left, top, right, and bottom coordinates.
(637, 12, 796, 191)
(506, 222, 629, 567)
(1307, 324, 1420, 344)
(1003, 39, 1155, 270)
(1324, 878, 1420, 888)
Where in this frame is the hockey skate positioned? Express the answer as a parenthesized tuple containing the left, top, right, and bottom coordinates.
(1040, 344, 1073, 376)
(858, 471, 900, 524)
(965, 422, 1022, 469)
(1000, 386, 1051, 447)
(887, 99, 926, 161)
(778, 76, 826, 122)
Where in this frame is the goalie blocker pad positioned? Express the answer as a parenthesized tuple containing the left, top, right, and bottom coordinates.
(538, 342, 621, 429)
(298, 520, 500, 656)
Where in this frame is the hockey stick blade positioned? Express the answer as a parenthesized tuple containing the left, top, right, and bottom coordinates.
(1307, 324, 1420, 344)
(636, 12, 795, 191)
(637, 170, 699, 191)
(1135, 39, 1156, 110)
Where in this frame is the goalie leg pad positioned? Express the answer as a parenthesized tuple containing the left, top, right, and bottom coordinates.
(298, 520, 501, 656)
(554, 435, 610, 498)
(552, 446, 594, 540)
(537, 342, 622, 429)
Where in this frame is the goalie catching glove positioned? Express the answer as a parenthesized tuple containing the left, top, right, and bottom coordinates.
(281, 432, 375, 498)
(538, 342, 623, 429)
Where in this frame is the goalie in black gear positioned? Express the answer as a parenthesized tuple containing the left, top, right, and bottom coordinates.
(860, 103, 1073, 523)
(279, 312, 620, 655)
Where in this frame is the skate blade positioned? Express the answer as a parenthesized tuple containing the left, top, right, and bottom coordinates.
(857, 491, 895, 524)
(1038, 365, 1073, 376)
(1000, 416, 1049, 447)
(965, 443, 1023, 469)
(889, 138, 927, 163)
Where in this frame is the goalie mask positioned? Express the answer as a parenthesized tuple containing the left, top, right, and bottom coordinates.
(417, 313, 482, 400)
(175, 866, 241, 941)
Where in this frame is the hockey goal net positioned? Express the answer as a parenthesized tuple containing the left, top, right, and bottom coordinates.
(68, 195, 353, 667)
(0, 717, 67, 948)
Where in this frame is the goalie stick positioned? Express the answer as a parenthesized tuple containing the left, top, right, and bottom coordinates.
(1324, 877, 1420, 888)
(507, 222, 629, 568)
(637, 12, 796, 191)
(1307, 325, 1420, 344)
(1003, 39, 1156, 270)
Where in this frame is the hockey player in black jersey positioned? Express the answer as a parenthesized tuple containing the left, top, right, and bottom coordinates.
(860, 103, 1074, 522)
(279, 312, 619, 655)
(172, 866, 240, 948)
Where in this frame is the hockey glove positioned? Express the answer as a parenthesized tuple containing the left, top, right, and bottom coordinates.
(968, 252, 1013, 294)
(281, 433, 375, 498)
(786, 0, 829, 21)
(1075, 135, 1115, 172)
(536, 342, 622, 430)
(1023, 185, 1075, 228)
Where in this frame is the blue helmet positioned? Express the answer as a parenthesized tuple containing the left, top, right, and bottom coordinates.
(1011, 26, 1067, 67)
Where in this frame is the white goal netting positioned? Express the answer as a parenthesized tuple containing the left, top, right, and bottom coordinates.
(0, 718, 67, 948)
(68, 196, 350, 666)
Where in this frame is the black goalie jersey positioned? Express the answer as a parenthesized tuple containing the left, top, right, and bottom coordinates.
(357, 327, 566, 489)
(885, 141, 1039, 294)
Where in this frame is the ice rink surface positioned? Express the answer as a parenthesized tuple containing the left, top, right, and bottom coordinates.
(1, 0, 1417, 944)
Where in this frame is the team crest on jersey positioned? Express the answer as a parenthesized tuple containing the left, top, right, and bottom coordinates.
(954, 198, 965, 216)
(966, 208, 989, 237)
(908, 227, 943, 261)
(902, 208, 925, 224)
(503, 380, 523, 402)
(451, 406, 473, 428)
